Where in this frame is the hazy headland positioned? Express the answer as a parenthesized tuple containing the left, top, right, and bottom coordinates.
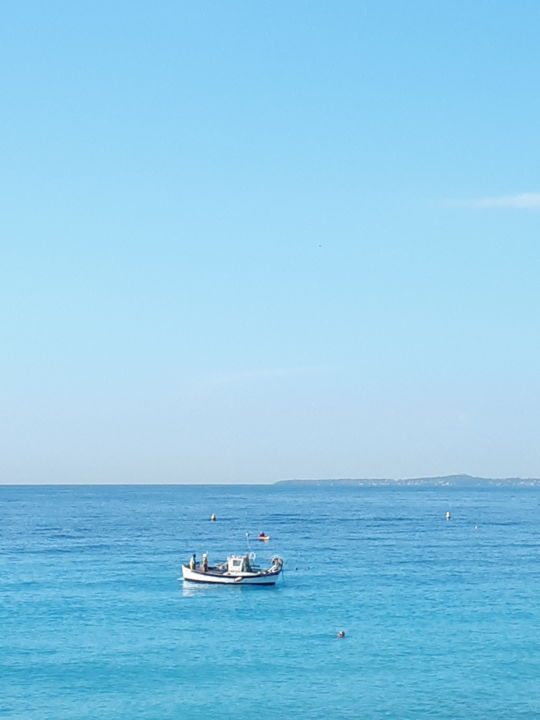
(276, 474, 540, 487)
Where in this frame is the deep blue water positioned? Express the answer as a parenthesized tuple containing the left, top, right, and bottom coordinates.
(2, 484, 540, 719)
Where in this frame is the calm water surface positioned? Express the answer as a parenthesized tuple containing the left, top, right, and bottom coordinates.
(2, 484, 540, 719)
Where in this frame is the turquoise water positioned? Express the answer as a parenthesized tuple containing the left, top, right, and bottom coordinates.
(2, 484, 540, 719)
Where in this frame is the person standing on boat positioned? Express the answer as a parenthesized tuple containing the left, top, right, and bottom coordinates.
(202, 552, 208, 572)
(189, 554, 196, 571)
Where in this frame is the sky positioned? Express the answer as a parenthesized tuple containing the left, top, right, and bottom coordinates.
(1, 1, 539, 484)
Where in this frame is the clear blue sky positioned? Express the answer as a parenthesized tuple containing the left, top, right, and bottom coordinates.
(1, 1, 539, 483)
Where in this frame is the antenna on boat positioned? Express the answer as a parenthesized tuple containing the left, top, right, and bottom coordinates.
(245, 531, 252, 553)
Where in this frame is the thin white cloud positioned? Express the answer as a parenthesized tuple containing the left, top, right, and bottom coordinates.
(458, 192, 540, 209)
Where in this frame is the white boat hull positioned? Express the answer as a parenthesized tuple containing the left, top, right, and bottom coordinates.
(181, 565, 281, 585)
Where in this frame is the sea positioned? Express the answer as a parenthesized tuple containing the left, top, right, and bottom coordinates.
(2, 483, 540, 720)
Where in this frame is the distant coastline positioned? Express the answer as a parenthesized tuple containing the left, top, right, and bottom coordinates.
(275, 474, 540, 487)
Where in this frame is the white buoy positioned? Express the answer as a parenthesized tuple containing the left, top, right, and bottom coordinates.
(445, 511, 451, 520)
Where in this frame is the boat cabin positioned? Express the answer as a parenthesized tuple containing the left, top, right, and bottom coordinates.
(227, 554, 252, 574)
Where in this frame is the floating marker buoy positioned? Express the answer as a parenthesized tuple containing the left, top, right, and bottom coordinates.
(210, 514, 217, 522)
(445, 511, 451, 520)
(337, 630, 345, 639)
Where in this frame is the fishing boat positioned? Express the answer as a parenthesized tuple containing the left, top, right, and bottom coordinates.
(181, 553, 283, 585)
